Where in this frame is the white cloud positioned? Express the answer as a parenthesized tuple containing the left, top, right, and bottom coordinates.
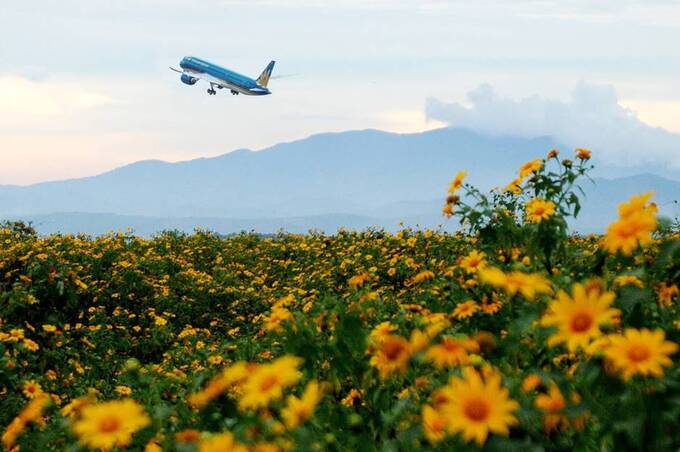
(0, 76, 114, 118)
(425, 82, 680, 169)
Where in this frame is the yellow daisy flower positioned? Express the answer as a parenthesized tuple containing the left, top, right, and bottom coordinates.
(541, 283, 620, 352)
(518, 159, 543, 178)
(525, 198, 556, 223)
(238, 356, 303, 410)
(426, 337, 479, 369)
(72, 399, 150, 450)
(448, 171, 467, 194)
(479, 267, 552, 301)
(281, 381, 323, 429)
(199, 432, 248, 452)
(440, 368, 519, 446)
(369, 335, 412, 379)
(604, 328, 677, 380)
(459, 250, 486, 274)
(22, 380, 43, 399)
(422, 404, 447, 444)
(452, 300, 479, 320)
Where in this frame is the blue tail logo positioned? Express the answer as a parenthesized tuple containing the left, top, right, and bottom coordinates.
(256, 61, 275, 87)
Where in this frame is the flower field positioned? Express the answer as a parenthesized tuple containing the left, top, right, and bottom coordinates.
(1, 150, 679, 451)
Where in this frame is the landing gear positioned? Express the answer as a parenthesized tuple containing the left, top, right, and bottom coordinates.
(207, 88, 216, 95)
(231, 90, 239, 95)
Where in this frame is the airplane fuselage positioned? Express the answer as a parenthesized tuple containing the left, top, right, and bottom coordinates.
(178, 56, 271, 96)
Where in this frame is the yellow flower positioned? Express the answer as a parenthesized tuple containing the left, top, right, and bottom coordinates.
(479, 267, 552, 301)
(22, 338, 40, 352)
(61, 394, 95, 420)
(602, 193, 657, 255)
(239, 356, 303, 410)
(575, 148, 591, 160)
(452, 300, 479, 320)
(199, 432, 248, 452)
(603, 213, 657, 255)
(503, 178, 523, 195)
(208, 355, 224, 366)
(2, 393, 51, 449)
(263, 307, 293, 332)
(521, 374, 542, 393)
(613, 275, 644, 289)
(459, 250, 486, 274)
(604, 328, 678, 380)
(7, 328, 24, 342)
(439, 368, 519, 446)
(42, 324, 57, 333)
(409, 329, 430, 353)
(448, 171, 467, 194)
(22, 380, 43, 399)
(426, 337, 479, 368)
(2, 417, 25, 450)
(534, 384, 568, 432)
(518, 159, 543, 178)
(423, 313, 451, 337)
(189, 361, 253, 408)
(252, 442, 283, 452)
(657, 282, 678, 307)
(422, 404, 447, 444)
(525, 198, 556, 223)
(369, 321, 397, 345)
(115, 385, 132, 396)
(340, 388, 362, 407)
(411, 270, 435, 285)
(145, 440, 163, 452)
(72, 399, 151, 450)
(618, 191, 656, 219)
(175, 429, 201, 443)
(541, 283, 620, 352)
(369, 335, 412, 379)
(348, 273, 370, 289)
(281, 381, 323, 429)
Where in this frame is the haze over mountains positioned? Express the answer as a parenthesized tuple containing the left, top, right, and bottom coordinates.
(2, 128, 679, 236)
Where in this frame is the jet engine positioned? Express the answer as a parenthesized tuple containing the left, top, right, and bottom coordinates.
(181, 74, 198, 85)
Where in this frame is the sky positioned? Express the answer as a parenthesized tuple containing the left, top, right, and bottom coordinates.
(1, 0, 679, 185)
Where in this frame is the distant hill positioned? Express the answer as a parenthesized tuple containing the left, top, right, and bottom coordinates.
(0, 128, 557, 218)
(1, 128, 678, 235)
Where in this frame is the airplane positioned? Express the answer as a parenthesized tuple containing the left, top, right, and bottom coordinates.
(170, 57, 275, 96)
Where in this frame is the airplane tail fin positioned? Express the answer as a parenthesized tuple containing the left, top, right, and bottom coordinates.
(256, 60, 275, 87)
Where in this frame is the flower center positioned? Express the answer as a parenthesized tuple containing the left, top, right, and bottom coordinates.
(570, 312, 593, 332)
(443, 340, 462, 352)
(260, 375, 280, 392)
(383, 341, 406, 361)
(534, 207, 545, 216)
(626, 344, 650, 363)
(464, 398, 489, 422)
(547, 397, 566, 412)
(99, 417, 121, 433)
(616, 223, 637, 239)
(431, 417, 446, 432)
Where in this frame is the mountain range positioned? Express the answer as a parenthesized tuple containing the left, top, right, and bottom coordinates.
(2, 128, 678, 235)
